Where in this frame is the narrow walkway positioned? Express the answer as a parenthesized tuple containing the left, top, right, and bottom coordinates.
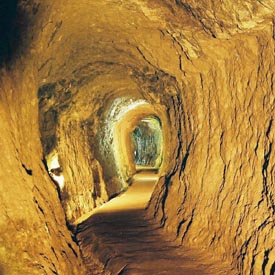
(76, 172, 231, 275)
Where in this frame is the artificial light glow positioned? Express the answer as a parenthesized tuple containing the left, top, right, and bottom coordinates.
(98, 97, 150, 188)
(48, 154, 60, 169)
(49, 173, 65, 190)
(47, 153, 65, 190)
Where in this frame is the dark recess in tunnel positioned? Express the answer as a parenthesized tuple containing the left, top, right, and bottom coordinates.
(0, 0, 30, 65)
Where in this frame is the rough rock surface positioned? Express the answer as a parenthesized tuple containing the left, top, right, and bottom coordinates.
(1, 0, 275, 274)
(0, 2, 85, 274)
(77, 172, 232, 275)
(0, 64, 85, 274)
(132, 118, 162, 167)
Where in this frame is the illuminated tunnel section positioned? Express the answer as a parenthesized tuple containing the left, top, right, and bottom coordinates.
(38, 84, 171, 224)
(96, 97, 152, 193)
(131, 116, 163, 170)
(103, 96, 170, 193)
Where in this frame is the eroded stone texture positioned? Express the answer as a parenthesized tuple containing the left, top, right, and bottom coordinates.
(1, 0, 275, 274)
(0, 64, 85, 274)
(0, 1, 85, 274)
(147, 6, 275, 275)
(35, 0, 177, 223)
(132, 118, 163, 167)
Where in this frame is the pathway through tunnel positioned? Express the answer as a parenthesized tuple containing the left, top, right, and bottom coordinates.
(131, 116, 163, 171)
(76, 171, 232, 275)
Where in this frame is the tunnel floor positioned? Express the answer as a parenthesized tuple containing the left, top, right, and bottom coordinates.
(76, 172, 232, 275)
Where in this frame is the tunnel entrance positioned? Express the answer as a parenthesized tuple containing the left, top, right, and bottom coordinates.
(131, 116, 163, 171)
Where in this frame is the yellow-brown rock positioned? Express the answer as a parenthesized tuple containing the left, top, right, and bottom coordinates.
(0, 0, 275, 274)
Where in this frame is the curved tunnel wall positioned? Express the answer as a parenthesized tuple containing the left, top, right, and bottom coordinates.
(94, 95, 170, 194)
(1, 0, 275, 274)
(112, 103, 168, 185)
(38, 68, 176, 225)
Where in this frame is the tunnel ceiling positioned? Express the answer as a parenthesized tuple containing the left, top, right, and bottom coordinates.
(1, 0, 275, 274)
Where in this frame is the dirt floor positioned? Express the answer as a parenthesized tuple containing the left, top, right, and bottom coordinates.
(76, 172, 233, 275)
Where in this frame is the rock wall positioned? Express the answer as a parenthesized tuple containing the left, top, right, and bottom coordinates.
(148, 8, 275, 275)
(0, 63, 85, 274)
(0, 1, 85, 274)
(132, 118, 162, 167)
(2, 0, 275, 274)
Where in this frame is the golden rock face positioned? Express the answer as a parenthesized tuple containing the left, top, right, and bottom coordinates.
(0, 0, 275, 274)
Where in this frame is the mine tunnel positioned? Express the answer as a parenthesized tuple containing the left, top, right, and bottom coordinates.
(132, 116, 163, 171)
(1, 0, 275, 275)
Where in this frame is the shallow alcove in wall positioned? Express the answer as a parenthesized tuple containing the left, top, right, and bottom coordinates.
(46, 151, 65, 190)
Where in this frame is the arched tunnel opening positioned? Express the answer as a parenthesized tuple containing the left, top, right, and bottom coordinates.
(38, 89, 170, 225)
(131, 116, 163, 171)
(1, 0, 275, 274)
